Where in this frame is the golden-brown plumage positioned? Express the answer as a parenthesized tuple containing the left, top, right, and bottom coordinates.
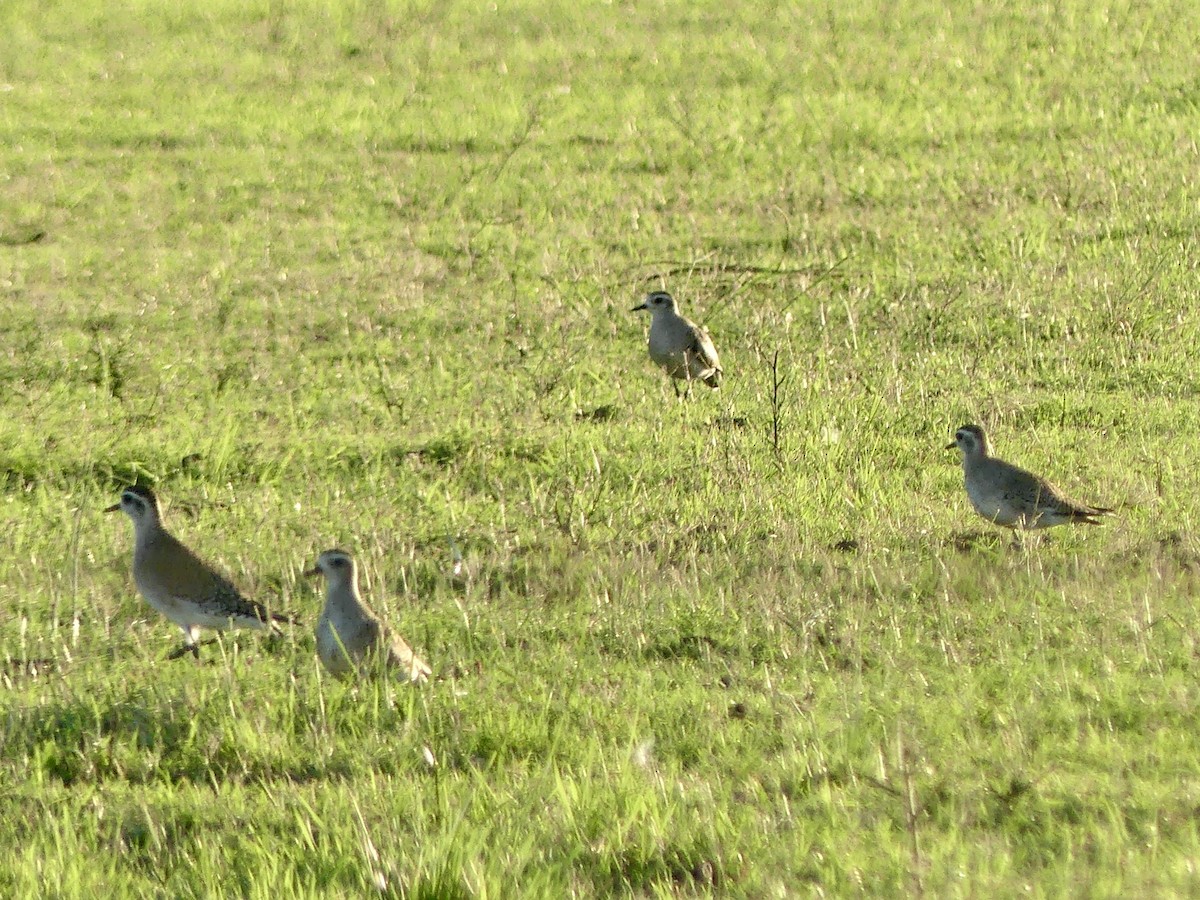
(107, 485, 292, 658)
(305, 549, 431, 682)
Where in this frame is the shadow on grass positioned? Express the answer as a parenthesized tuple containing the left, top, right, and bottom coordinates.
(9, 692, 354, 788)
(1112, 532, 1200, 576)
(639, 632, 728, 662)
(585, 840, 726, 895)
(946, 530, 1010, 553)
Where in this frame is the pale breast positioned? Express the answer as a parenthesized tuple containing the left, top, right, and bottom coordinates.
(965, 475, 1024, 527)
(647, 327, 689, 377)
(316, 613, 357, 675)
(131, 576, 197, 626)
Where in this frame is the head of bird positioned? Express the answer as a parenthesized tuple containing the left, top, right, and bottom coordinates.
(947, 424, 991, 458)
(631, 290, 677, 314)
(304, 549, 358, 587)
(104, 485, 162, 528)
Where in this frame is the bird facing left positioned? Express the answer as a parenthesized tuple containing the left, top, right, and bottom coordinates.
(304, 549, 431, 683)
(106, 485, 294, 659)
(631, 290, 722, 396)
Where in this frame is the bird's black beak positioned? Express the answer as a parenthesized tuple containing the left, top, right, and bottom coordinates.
(303, 566, 322, 578)
(944, 441, 957, 451)
(631, 302, 647, 312)
(103, 503, 121, 513)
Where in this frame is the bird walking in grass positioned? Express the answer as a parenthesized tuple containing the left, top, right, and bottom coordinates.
(631, 290, 722, 396)
(106, 485, 293, 659)
(305, 549, 431, 682)
(947, 424, 1113, 538)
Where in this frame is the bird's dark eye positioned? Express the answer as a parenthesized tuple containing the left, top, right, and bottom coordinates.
(331, 558, 345, 567)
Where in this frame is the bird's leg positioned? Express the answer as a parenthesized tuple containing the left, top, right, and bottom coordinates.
(169, 625, 201, 661)
(167, 637, 218, 660)
(167, 642, 200, 661)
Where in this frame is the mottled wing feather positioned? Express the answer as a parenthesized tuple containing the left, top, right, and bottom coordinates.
(386, 633, 432, 682)
(207, 579, 271, 622)
(998, 463, 1108, 523)
(138, 533, 265, 626)
(349, 617, 430, 682)
(686, 323, 722, 386)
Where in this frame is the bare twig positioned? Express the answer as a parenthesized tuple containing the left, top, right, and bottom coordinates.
(769, 349, 788, 468)
(636, 257, 848, 285)
(897, 727, 924, 896)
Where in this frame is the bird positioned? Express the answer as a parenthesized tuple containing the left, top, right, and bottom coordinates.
(946, 424, 1113, 537)
(631, 290, 722, 396)
(304, 549, 431, 682)
(106, 485, 293, 659)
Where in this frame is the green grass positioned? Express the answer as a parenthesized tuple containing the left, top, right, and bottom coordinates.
(4, 0, 1200, 894)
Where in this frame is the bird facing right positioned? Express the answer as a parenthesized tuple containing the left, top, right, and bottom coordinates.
(947, 424, 1113, 533)
(631, 291, 722, 395)
(305, 549, 431, 682)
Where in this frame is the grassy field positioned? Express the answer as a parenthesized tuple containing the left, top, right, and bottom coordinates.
(4, 0, 1200, 894)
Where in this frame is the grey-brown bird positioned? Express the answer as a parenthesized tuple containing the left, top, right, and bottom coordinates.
(947, 425, 1113, 534)
(304, 549, 431, 682)
(631, 291, 722, 396)
(106, 485, 292, 659)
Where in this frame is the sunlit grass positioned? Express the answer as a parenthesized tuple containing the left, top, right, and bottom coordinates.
(4, 0, 1200, 894)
